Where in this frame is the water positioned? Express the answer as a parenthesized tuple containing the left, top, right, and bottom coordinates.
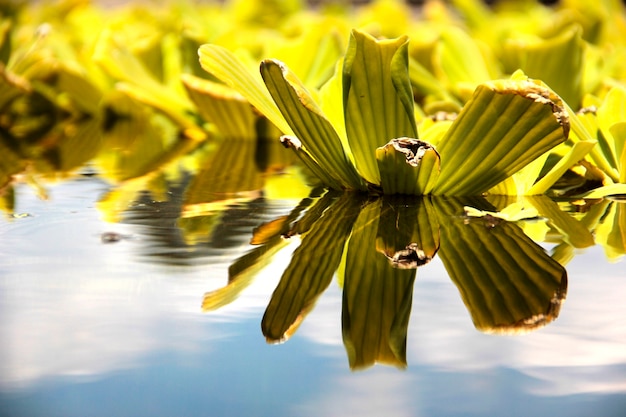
(0, 174, 625, 417)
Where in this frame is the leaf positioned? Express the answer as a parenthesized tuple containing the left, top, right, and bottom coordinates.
(488, 151, 550, 196)
(319, 59, 349, 152)
(202, 236, 290, 311)
(463, 202, 540, 222)
(433, 26, 495, 100)
(595, 201, 626, 262)
(611, 122, 626, 183)
(597, 86, 626, 181)
(181, 140, 264, 210)
(418, 118, 454, 148)
(343, 29, 418, 185)
(261, 59, 364, 190)
(527, 140, 597, 195)
(261, 194, 363, 343)
(94, 27, 194, 115)
(375, 137, 440, 195)
(279, 135, 345, 190)
(375, 196, 440, 266)
(342, 199, 416, 369)
(526, 195, 595, 248)
(408, 56, 459, 105)
(566, 102, 619, 183)
(433, 77, 569, 195)
(266, 24, 344, 88)
(502, 26, 584, 108)
(434, 197, 568, 334)
(182, 74, 258, 139)
(53, 65, 103, 115)
(198, 43, 293, 135)
(0, 19, 11, 64)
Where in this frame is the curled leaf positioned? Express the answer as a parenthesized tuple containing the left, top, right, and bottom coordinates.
(376, 137, 440, 195)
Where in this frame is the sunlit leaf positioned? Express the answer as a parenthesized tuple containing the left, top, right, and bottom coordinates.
(434, 77, 569, 195)
(261, 59, 364, 190)
(610, 122, 626, 183)
(198, 43, 293, 135)
(597, 86, 626, 182)
(566, 102, 619, 182)
(527, 140, 597, 195)
(433, 25, 495, 100)
(579, 183, 626, 199)
(318, 59, 349, 151)
(182, 74, 258, 140)
(376, 137, 440, 195)
(343, 29, 418, 186)
(94, 27, 195, 120)
(408, 56, 459, 105)
(418, 118, 454, 148)
(266, 24, 343, 89)
(502, 26, 584, 108)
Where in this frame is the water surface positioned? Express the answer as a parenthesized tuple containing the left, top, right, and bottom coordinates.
(1, 174, 625, 417)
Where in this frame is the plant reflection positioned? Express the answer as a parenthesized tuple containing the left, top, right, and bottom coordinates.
(1, 118, 623, 370)
(204, 192, 571, 370)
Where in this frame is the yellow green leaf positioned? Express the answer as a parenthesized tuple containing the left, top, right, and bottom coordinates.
(434, 77, 569, 195)
(198, 43, 292, 135)
(343, 29, 418, 186)
(261, 59, 364, 190)
(376, 137, 440, 195)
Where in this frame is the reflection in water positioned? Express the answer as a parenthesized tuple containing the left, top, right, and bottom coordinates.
(1, 120, 622, 372)
(204, 192, 570, 370)
(434, 197, 567, 334)
(90, 137, 303, 265)
(342, 198, 417, 369)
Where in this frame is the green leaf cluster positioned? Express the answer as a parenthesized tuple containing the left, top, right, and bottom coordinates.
(200, 29, 571, 196)
(1, 0, 626, 200)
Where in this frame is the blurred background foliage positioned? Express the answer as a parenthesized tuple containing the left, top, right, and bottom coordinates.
(0, 0, 625, 256)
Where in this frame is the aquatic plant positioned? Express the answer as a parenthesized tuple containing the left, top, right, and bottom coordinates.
(200, 29, 573, 196)
(1, 0, 625, 200)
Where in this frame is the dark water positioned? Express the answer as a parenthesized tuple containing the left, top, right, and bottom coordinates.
(1, 173, 625, 417)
